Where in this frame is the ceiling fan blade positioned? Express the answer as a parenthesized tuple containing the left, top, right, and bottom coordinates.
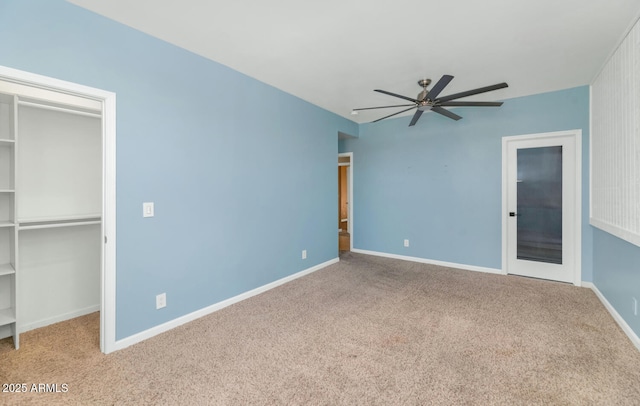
(353, 104, 415, 111)
(372, 106, 417, 123)
(436, 82, 508, 103)
(374, 89, 420, 103)
(408, 110, 424, 126)
(431, 106, 462, 121)
(425, 74, 454, 101)
(438, 101, 504, 107)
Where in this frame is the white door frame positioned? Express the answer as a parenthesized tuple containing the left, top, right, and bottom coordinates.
(0, 65, 117, 353)
(338, 152, 353, 250)
(501, 129, 582, 286)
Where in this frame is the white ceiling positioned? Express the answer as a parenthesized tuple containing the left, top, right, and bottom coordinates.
(68, 0, 640, 124)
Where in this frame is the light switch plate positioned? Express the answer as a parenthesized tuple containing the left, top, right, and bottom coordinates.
(143, 202, 154, 217)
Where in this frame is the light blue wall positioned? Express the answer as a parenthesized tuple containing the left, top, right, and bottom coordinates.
(340, 87, 592, 278)
(0, 0, 357, 339)
(593, 229, 640, 337)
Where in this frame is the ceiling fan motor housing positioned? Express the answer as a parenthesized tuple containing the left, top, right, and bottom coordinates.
(417, 79, 432, 101)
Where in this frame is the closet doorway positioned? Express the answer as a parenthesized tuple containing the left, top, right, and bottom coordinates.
(0, 66, 116, 354)
(338, 153, 353, 252)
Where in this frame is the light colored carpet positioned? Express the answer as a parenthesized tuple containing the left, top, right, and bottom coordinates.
(1, 252, 639, 405)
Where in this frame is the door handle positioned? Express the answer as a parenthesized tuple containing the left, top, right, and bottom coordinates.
(509, 212, 520, 217)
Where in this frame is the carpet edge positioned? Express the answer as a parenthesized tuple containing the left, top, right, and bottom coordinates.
(351, 248, 503, 275)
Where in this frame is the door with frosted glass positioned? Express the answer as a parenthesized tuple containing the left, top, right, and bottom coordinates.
(505, 133, 578, 284)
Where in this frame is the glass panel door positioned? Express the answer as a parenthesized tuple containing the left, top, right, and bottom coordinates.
(505, 132, 578, 284)
(516, 146, 563, 264)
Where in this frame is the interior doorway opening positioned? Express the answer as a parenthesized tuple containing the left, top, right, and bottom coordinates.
(0, 65, 116, 354)
(338, 153, 353, 252)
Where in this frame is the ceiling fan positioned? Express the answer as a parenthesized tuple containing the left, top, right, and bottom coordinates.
(353, 75, 508, 126)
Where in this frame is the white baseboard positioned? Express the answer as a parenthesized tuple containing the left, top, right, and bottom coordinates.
(20, 304, 100, 333)
(112, 257, 339, 352)
(582, 282, 640, 351)
(351, 249, 503, 275)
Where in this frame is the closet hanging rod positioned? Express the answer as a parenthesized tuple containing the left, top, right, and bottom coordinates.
(18, 219, 101, 231)
(17, 100, 101, 119)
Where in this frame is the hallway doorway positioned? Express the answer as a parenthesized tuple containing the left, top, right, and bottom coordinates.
(338, 153, 352, 252)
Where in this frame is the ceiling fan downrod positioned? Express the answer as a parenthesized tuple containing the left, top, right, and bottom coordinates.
(417, 79, 432, 103)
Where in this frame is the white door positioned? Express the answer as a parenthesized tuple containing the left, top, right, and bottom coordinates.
(503, 131, 581, 285)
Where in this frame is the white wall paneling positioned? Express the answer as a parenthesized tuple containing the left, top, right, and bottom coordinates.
(591, 18, 640, 246)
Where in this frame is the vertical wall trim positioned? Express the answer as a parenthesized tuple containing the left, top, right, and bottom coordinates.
(591, 17, 640, 248)
(591, 14, 640, 83)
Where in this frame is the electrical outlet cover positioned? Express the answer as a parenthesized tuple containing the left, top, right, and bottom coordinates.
(156, 293, 166, 309)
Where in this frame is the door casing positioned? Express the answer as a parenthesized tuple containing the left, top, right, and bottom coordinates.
(0, 65, 117, 353)
(338, 152, 353, 251)
(501, 129, 582, 286)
